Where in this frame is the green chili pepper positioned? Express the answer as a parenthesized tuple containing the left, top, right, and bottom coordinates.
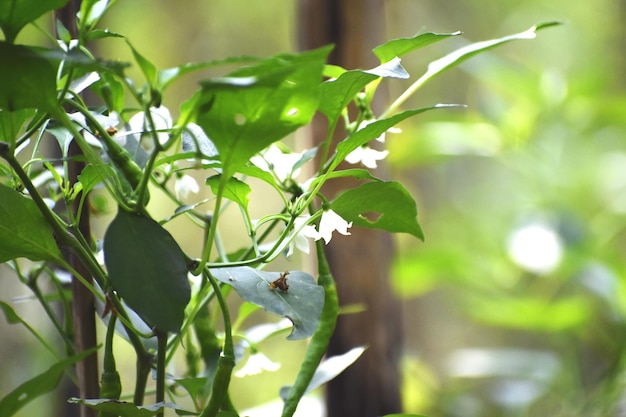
(281, 238, 339, 417)
(100, 314, 122, 417)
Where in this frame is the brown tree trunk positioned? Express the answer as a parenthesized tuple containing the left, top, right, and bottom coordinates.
(297, 1, 404, 416)
(55, 2, 100, 416)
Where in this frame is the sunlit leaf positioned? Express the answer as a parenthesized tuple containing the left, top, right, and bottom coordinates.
(332, 105, 459, 171)
(0, 349, 95, 417)
(104, 209, 191, 333)
(211, 267, 324, 340)
(418, 22, 562, 88)
(67, 398, 198, 417)
(192, 46, 330, 177)
(0, 0, 67, 43)
(330, 181, 424, 240)
(373, 31, 462, 63)
(0, 183, 63, 263)
(318, 58, 409, 123)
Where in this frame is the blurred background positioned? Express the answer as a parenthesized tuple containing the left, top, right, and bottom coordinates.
(2, 1, 626, 416)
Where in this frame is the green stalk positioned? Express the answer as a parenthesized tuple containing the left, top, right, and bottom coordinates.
(100, 315, 122, 417)
(198, 270, 237, 417)
(281, 238, 339, 417)
(155, 330, 167, 417)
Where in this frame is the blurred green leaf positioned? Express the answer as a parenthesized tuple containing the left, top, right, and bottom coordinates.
(104, 209, 191, 333)
(0, 183, 63, 263)
(0, 44, 59, 112)
(373, 31, 462, 63)
(193, 46, 330, 177)
(0, 0, 67, 43)
(0, 109, 33, 148)
(0, 349, 95, 417)
(419, 22, 562, 88)
(331, 181, 424, 240)
(211, 267, 324, 340)
(469, 295, 591, 332)
(68, 398, 198, 416)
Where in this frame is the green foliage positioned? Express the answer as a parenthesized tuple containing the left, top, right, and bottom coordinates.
(0, 1, 559, 416)
(0, 183, 63, 263)
(104, 209, 191, 333)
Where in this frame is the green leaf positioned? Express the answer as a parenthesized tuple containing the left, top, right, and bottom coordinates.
(0, 183, 63, 263)
(211, 267, 324, 340)
(67, 399, 199, 417)
(193, 46, 330, 177)
(78, 163, 115, 194)
(206, 174, 251, 211)
(0, 43, 59, 112)
(332, 105, 458, 171)
(330, 181, 424, 240)
(373, 31, 462, 63)
(418, 22, 562, 87)
(78, 0, 113, 32)
(127, 40, 158, 86)
(0, 301, 60, 358)
(157, 55, 260, 91)
(318, 59, 409, 123)
(0, 109, 33, 148)
(0, 0, 67, 43)
(0, 349, 95, 417)
(104, 209, 191, 333)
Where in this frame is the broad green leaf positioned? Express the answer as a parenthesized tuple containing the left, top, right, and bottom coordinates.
(280, 346, 366, 400)
(330, 181, 424, 240)
(67, 399, 198, 417)
(211, 267, 324, 340)
(193, 46, 331, 178)
(318, 58, 409, 123)
(0, 0, 67, 43)
(332, 105, 458, 172)
(104, 209, 191, 333)
(0, 349, 95, 417)
(0, 183, 63, 263)
(206, 175, 251, 211)
(373, 31, 462, 63)
(0, 43, 59, 112)
(418, 22, 562, 89)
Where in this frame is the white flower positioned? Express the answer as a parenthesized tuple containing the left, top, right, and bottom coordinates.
(128, 106, 172, 145)
(357, 118, 401, 143)
(68, 111, 120, 147)
(251, 144, 307, 183)
(293, 210, 352, 248)
(318, 209, 352, 244)
(174, 174, 199, 200)
(345, 146, 389, 169)
(234, 352, 281, 377)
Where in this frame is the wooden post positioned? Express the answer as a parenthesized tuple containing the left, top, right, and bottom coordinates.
(55, 2, 100, 416)
(297, 1, 405, 415)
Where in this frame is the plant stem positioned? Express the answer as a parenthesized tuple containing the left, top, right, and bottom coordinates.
(198, 270, 236, 417)
(155, 330, 167, 417)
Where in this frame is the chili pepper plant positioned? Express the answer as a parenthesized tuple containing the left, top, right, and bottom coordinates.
(0, 1, 558, 416)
